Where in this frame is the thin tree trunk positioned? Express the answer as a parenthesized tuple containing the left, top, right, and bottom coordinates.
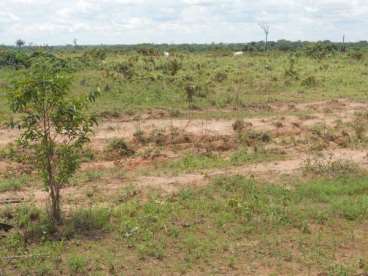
(44, 127, 61, 224)
(50, 185, 61, 224)
(46, 150, 61, 224)
(55, 184, 61, 222)
(42, 88, 62, 224)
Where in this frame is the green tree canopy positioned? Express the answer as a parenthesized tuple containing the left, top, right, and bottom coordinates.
(8, 53, 99, 223)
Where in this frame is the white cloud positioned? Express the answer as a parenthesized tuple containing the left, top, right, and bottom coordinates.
(0, 0, 367, 45)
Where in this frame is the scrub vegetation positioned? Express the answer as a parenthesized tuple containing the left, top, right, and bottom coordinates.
(1, 42, 368, 275)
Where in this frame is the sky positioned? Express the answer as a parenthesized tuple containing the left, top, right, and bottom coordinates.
(0, 0, 367, 45)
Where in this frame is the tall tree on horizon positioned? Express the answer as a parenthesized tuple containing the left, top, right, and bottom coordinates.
(258, 22, 271, 51)
(16, 39, 25, 49)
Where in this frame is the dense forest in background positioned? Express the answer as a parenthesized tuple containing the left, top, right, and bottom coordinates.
(1, 39, 367, 70)
(2, 39, 368, 53)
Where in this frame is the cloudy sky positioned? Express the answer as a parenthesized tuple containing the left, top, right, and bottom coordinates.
(0, 0, 367, 45)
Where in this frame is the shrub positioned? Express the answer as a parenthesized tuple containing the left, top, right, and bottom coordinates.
(301, 76, 318, 87)
(137, 48, 160, 56)
(83, 48, 107, 62)
(166, 59, 182, 76)
(349, 50, 364, 61)
(114, 62, 135, 79)
(232, 119, 245, 132)
(303, 158, 362, 178)
(304, 42, 338, 59)
(284, 54, 299, 80)
(14, 205, 56, 241)
(133, 130, 147, 144)
(0, 49, 30, 69)
(213, 72, 227, 82)
(68, 255, 88, 273)
(105, 138, 135, 159)
(239, 130, 272, 146)
(351, 114, 368, 141)
(66, 208, 111, 235)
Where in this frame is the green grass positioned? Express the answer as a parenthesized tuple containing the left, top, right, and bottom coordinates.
(0, 176, 27, 192)
(1, 175, 368, 274)
(90, 54, 368, 114)
(67, 254, 88, 274)
(149, 148, 283, 175)
(2, 49, 368, 274)
(2, 52, 368, 118)
(65, 207, 111, 236)
(296, 177, 368, 220)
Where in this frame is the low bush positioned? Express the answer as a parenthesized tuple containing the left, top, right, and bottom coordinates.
(105, 138, 135, 159)
(65, 208, 111, 237)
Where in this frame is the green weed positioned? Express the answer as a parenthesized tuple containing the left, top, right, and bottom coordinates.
(0, 176, 27, 192)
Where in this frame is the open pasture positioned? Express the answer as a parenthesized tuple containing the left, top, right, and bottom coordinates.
(1, 46, 368, 275)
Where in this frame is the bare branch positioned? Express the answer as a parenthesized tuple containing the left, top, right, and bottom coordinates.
(258, 22, 271, 51)
(258, 22, 270, 35)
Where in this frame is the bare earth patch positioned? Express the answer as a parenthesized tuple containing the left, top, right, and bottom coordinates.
(2, 100, 368, 207)
(1, 148, 367, 207)
(1, 99, 367, 150)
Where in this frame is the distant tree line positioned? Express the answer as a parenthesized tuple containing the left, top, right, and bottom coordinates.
(2, 39, 368, 53)
(64, 40, 368, 53)
(59, 40, 368, 53)
(1, 39, 368, 70)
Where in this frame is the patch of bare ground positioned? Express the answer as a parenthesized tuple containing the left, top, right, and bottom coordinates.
(277, 98, 368, 114)
(91, 99, 368, 150)
(2, 100, 368, 208)
(0, 176, 125, 210)
(0, 161, 15, 173)
(333, 222, 368, 265)
(0, 100, 367, 150)
(2, 148, 365, 209)
(80, 161, 116, 171)
(113, 99, 368, 121)
(134, 148, 368, 192)
(0, 128, 19, 147)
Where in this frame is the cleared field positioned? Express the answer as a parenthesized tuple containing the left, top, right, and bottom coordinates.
(1, 48, 368, 275)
